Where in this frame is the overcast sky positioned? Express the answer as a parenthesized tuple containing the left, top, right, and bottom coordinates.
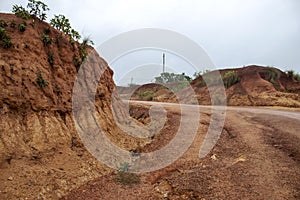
(1, 0, 299, 85)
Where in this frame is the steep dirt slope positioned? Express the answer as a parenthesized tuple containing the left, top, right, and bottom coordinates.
(190, 65, 300, 106)
(0, 13, 148, 199)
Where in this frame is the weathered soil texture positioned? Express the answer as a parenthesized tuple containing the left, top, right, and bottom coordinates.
(120, 66, 300, 107)
(62, 103, 300, 199)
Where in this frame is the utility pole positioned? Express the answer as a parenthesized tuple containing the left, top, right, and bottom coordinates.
(162, 53, 165, 73)
(130, 77, 133, 85)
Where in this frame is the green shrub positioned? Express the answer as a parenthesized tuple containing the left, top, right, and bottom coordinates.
(71, 29, 81, 40)
(114, 172, 140, 185)
(265, 67, 280, 84)
(139, 91, 154, 100)
(0, 18, 8, 28)
(113, 162, 140, 185)
(119, 162, 129, 172)
(12, 5, 31, 20)
(73, 55, 82, 69)
(47, 51, 54, 67)
(36, 71, 48, 88)
(78, 45, 87, 61)
(50, 14, 71, 35)
(43, 27, 50, 34)
(50, 14, 82, 44)
(285, 70, 294, 78)
(10, 20, 16, 28)
(155, 72, 191, 84)
(285, 70, 300, 81)
(82, 36, 94, 46)
(0, 27, 13, 49)
(222, 70, 239, 88)
(41, 33, 52, 46)
(69, 38, 75, 48)
(18, 22, 27, 32)
(27, 0, 49, 21)
(78, 36, 94, 61)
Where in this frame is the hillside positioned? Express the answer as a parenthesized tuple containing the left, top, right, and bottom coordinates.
(124, 66, 300, 107)
(0, 13, 149, 199)
(1, 10, 300, 200)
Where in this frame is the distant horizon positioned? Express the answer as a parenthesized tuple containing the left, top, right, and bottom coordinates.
(115, 64, 297, 86)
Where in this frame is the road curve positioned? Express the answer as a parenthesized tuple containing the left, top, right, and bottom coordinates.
(64, 100, 300, 199)
(128, 100, 300, 121)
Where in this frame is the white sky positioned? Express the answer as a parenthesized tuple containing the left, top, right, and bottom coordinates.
(1, 0, 299, 85)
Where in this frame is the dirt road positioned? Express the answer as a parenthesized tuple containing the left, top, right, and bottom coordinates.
(63, 102, 300, 199)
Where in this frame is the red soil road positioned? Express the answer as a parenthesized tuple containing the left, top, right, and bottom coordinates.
(62, 102, 300, 200)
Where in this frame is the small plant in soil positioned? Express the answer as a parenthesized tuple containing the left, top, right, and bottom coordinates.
(47, 51, 54, 67)
(71, 29, 81, 41)
(73, 55, 82, 70)
(0, 18, 8, 28)
(285, 70, 300, 81)
(113, 162, 140, 185)
(78, 36, 94, 61)
(0, 27, 14, 49)
(295, 74, 300, 81)
(69, 37, 75, 48)
(36, 71, 49, 88)
(114, 172, 141, 185)
(18, 22, 27, 32)
(43, 27, 50, 34)
(119, 162, 130, 172)
(41, 33, 52, 46)
(10, 20, 16, 28)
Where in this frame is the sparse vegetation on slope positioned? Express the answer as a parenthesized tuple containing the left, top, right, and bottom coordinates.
(155, 72, 191, 84)
(125, 66, 300, 107)
(47, 51, 54, 67)
(35, 71, 49, 88)
(286, 70, 300, 81)
(222, 70, 240, 88)
(113, 162, 141, 185)
(265, 66, 280, 84)
(41, 33, 52, 46)
(0, 18, 8, 27)
(0, 27, 13, 49)
(17, 22, 27, 32)
(0, 2, 120, 199)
